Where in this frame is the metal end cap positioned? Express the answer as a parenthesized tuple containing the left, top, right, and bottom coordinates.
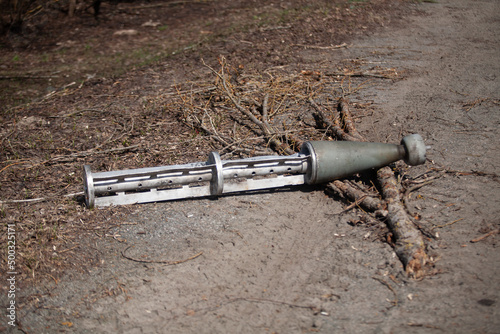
(401, 134, 427, 166)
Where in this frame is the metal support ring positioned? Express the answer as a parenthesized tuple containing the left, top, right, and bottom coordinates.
(207, 152, 224, 196)
(298, 141, 318, 185)
(83, 165, 95, 209)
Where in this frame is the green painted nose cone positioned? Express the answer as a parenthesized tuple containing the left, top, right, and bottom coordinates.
(300, 134, 426, 185)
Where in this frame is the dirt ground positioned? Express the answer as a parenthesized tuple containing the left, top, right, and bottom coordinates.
(1, 0, 499, 333)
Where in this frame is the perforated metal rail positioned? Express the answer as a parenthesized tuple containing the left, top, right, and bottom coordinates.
(83, 153, 309, 208)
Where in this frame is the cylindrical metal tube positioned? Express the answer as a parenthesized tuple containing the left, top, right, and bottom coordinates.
(83, 154, 309, 208)
(83, 165, 95, 209)
(83, 135, 426, 208)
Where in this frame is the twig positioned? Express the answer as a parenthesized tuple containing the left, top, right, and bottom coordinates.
(28, 144, 140, 168)
(404, 174, 441, 185)
(203, 58, 266, 130)
(193, 111, 232, 148)
(106, 233, 127, 243)
(46, 273, 58, 285)
(168, 85, 217, 97)
(58, 245, 79, 254)
(226, 296, 317, 310)
(336, 99, 430, 277)
(121, 245, 203, 265)
(404, 180, 435, 194)
(293, 42, 348, 50)
(430, 167, 499, 180)
(407, 323, 442, 330)
(0, 75, 58, 80)
(0, 198, 46, 204)
(219, 136, 266, 153)
(403, 180, 435, 217)
(470, 229, 500, 243)
(203, 57, 294, 155)
(189, 113, 273, 156)
(431, 218, 464, 230)
(326, 68, 399, 79)
(372, 276, 398, 306)
(0, 192, 84, 205)
(48, 104, 114, 118)
(0, 161, 30, 173)
(261, 93, 270, 128)
(259, 25, 292, 32)
(127, 0, 214, 10)
(463, 97, 500, 112)
(326, 180, 383, 212)
(341, 194, 368, 213)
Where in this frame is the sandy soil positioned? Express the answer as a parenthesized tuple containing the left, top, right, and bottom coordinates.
(1, 0, 499, 333)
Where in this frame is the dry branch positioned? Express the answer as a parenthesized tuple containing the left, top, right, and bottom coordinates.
(202, 57, 295, 155)
(321, 98, 432, 278)
(309, 98, 360, 142)
(338, 97, 364, 141)
(377, 167, 430, 278)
